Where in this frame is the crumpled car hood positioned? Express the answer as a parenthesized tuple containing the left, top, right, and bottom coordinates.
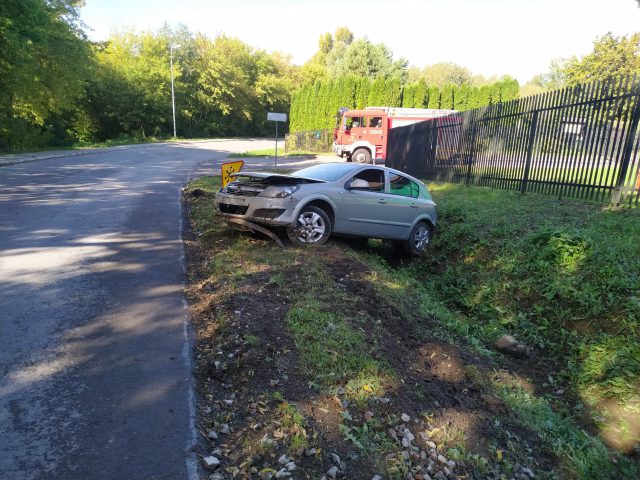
(231, 172, 326, 185)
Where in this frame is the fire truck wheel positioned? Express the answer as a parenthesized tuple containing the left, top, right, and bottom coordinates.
(352, 148, 372, 164)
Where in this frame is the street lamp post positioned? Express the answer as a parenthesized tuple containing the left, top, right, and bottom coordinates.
(170, 44, 180, 138)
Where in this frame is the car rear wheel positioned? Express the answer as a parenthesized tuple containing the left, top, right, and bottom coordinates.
(287, 206, 332, 246)
(352, 148, 371, 164)
(403, 221, 433, 256)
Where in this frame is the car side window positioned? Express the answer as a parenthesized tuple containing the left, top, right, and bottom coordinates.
(389, 173, 420, 198)
(350, 169, 384, 192)
(368, 117, 383, 128)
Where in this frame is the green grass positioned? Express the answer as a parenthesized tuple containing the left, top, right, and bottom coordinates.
(72, 135, 181, 149)
(345, 182, 640, 477)
(283, 258, 390, 400)
(186, 175, 640, 478)
(420, 183, 640, 416)
(452, 162, 638, 202)
(236, 148, 332, 157)
(186, 175, 389, 400)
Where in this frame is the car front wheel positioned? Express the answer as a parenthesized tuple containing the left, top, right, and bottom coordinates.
(287, 206, 332, 246)
(404, 221, 433, 255)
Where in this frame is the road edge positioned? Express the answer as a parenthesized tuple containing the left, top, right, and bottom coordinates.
(179, 153, 231, 480)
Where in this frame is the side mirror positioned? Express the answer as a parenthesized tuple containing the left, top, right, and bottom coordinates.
(345, 180, 369, 190)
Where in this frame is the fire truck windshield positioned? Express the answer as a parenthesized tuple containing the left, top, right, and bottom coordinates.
(335, 107, 349, 130)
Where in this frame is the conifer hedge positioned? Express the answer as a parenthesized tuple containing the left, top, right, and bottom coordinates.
(289, 76, 519, 132)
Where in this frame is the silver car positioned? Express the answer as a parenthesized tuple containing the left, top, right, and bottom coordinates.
(214, 163, 437, 255)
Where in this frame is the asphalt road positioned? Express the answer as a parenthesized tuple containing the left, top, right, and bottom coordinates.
(0, 140, 334, 479)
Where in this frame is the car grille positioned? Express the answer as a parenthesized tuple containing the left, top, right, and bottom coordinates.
(225, 185, 262, 196)
(254, 208, 285, 219)
(219, 204, 248, 215)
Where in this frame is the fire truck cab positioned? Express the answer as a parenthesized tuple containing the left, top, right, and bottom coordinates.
(333, 106, 456, 164)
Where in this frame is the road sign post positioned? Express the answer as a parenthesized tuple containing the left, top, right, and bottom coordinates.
(267, 112, 287, 171)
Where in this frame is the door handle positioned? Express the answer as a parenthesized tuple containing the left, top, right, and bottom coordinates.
(410, 203, 418, 208)
(378, 199, 387, 204)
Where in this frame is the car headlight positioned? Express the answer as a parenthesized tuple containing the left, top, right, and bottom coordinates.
(261, 185, 300, 198)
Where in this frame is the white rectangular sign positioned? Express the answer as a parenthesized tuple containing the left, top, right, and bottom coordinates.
(267, 112, 287, 122)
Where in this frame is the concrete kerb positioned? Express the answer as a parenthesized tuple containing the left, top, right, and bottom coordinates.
(0, 143, 179, 167)
(0, 139, 273, 167)
(0, 148, 97, 167)
(0, 143, 342, 169)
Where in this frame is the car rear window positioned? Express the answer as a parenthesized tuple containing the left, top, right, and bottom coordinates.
(292, 164, 355, 182)
(389, 173, 420, 198)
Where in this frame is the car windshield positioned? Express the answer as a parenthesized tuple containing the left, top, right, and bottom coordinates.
(291, 164, 355, 182)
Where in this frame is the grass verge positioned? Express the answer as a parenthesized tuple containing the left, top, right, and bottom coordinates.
(345, 182, 640, 477)
(184, 176, 639, 479)
(235, 148, 332, 157)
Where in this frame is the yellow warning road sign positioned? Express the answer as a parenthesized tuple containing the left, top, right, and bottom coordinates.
(221, 160, 244, 187)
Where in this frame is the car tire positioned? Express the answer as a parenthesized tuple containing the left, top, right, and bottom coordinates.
(403, 221, 433, 256)
(352, 148, 371, 164)
(287, 206, 332, 246)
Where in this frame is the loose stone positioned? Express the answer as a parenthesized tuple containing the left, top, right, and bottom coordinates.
(203, 456, 220, 470)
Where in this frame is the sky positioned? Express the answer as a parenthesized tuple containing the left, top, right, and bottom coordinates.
(79, 0, 640, 83)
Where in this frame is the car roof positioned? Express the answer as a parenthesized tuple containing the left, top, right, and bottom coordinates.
(302, 162, 425, 184)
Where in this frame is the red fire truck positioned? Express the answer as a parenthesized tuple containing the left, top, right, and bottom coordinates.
(333, 106, 457, 163)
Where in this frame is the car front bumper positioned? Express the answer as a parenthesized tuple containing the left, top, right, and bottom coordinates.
(214, 191, 300, 226)
(333, 142, 348, 157)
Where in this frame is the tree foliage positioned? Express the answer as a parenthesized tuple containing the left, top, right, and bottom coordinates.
(5, 4, 622, 153)
(521, 58, 568, 97)
(521, 33, 640, 97)
(289, 76, 519, 132)
(563, 32, 640, 86)
(420, 62, 473, 87)
(0, 11, 303, 150)
(0, 0, 90, 149)
(303, 27, 408, 82)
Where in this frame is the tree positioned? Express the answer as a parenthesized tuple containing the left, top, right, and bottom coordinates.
(334, 27, 354, 45)
(421, 63, 472, 87)
(330, 38, 407, 80)
(406, 66, 422, 84)
(319, 33, 333, 54)
(0, 0, 90, 150)
(563, 32, 640, 85)
(85, 30, 177, 139)
(303, 29, 407, 82)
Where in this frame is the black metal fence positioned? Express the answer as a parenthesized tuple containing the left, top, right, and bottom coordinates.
(284, 129, 333, 153)
(394, 75, 640, 206)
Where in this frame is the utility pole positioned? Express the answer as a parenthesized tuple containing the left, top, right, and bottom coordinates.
(170, 44, 180, 138)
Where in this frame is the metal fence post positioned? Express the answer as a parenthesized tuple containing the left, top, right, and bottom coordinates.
(465, 125, 477, 186)
(610, 85, 640, 205)
(520, 110, 539, 195)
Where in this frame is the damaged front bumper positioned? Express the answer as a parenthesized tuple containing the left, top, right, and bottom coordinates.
(214, 191, 300, 247)
(220, 217, 285, 247)
(214, 191, 299, 226)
